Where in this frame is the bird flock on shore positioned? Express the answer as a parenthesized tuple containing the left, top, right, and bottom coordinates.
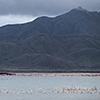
(0, 86, 100, 95)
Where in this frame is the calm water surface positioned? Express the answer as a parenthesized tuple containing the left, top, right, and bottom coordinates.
(0, 75, 100, 100)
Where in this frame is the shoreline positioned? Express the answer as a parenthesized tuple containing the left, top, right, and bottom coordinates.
(14, 72, 100, 76)
(0, 72, 100, 76)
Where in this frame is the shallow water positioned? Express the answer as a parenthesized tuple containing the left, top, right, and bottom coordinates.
(0, 75, 100, 100)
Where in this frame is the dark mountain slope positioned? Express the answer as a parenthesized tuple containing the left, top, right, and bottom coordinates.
(0, 7, 100, 37)
(54, 10, 100, 35)
(0, 7, 100, 72)
(0, 34, 100, 71)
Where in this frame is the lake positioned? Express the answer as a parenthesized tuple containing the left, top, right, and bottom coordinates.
(0, 75, 100, 100)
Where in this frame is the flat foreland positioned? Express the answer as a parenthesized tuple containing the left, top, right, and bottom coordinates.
(0, 70, 100, 76)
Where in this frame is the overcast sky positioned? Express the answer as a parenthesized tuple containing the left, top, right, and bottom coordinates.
(0, 0, 100, 26)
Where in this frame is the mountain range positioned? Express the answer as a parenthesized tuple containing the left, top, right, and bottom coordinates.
(0, 7, 100, 72)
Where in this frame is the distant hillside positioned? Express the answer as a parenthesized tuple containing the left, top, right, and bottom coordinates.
(0, 7, 100, 72)
(0, 7, 100, 37)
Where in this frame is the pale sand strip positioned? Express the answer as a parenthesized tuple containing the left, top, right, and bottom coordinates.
(14, 73, 100, 76)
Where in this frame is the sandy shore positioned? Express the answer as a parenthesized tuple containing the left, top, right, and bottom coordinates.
(12, 72, 100, 76)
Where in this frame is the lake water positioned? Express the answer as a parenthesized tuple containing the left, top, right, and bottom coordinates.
(0, 75, 100, 100)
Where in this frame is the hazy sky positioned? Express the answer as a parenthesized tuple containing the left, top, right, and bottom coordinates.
(0, 0, 100, 26)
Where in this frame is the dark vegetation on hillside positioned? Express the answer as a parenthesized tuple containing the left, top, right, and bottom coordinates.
(0, 7, 100, 72)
